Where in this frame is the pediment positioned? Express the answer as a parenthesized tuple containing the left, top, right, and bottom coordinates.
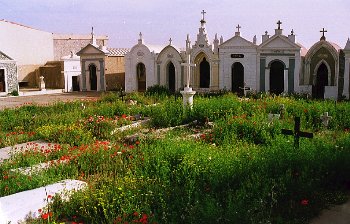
(220, 36, 255, 48)
(0, 51, 14, 60)
(77, 44, 106, 56)
(259, 35, 300, 49)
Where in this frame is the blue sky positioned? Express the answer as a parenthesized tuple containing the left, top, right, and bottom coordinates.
(1, 0, 350, 49)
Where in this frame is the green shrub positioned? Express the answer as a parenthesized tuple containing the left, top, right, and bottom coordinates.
(36, 124, 93, 146)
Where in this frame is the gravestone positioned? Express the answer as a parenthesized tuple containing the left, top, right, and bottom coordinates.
(320, 112, 332, 128)
(180, 54, 196, 109)
(268, 113, 280, 123)
(39, 76, 46, 91)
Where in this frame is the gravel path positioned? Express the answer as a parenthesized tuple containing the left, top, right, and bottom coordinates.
(0, 92, 102, 110)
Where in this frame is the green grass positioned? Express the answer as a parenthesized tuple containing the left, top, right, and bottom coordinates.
(0, 92, 349, 224)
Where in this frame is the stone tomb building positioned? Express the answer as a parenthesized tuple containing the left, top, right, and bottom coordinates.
(0, 51, 17, 95)
(125, 12, 350, 99)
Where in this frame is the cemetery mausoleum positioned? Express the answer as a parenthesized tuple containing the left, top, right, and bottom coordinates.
(125, 11, 350, 100)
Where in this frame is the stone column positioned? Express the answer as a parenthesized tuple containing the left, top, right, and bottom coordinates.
(284, 69, 288, 93)
(81, 60, 87, 91)
(99, 60, 105, 91)
(265, 68, 270, 92)
(343, 58, 350, 99)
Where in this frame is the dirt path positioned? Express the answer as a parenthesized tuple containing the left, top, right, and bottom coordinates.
(310, 197, 350, 224)
(0, 92, 102, 110)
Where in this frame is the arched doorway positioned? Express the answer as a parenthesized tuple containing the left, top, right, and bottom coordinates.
(200, 57, 210, 88)
(137, 63, 146, 92)
(269, 61, 285, 95)
(89, 64, 97, 91)
(0, 69, 5, 92)
(313, 63, 328, 99)
(232, 62, 244, 95)
(167, 62, 176, 92)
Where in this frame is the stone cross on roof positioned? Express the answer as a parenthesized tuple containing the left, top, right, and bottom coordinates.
(236, 24, 241, 32)
(277, 20, 282, 29)
(320, 28, 327, 40)
(201, 10, 206, 21)
(169, 38, 172, 45)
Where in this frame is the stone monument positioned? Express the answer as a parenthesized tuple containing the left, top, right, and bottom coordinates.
(180, 54, 196, 109)
(39, 76, 46, 91)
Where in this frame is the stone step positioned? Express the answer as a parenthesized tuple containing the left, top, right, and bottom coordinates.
(0, 179, 87, 224)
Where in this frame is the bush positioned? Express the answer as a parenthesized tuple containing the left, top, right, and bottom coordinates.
(145, 85, 170, 97)
(36, 124, 93, 146)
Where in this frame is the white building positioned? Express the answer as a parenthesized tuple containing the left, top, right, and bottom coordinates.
(124, 12, 350, 100)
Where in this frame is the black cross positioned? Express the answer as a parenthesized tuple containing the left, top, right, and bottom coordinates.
(320, 28, 327, 36)
(236, 24, 241, 32)
(201, 10, 206, 21)
(282, 117, 313, 148)
(277, 20, 282, 29)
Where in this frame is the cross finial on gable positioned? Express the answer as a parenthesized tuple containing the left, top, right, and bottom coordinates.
(169, 38, 172, 45)
(320, 28, 327, 41)
(139, 32, 143, 40)
(236, 24, 241, 32)
(201, 10, 206, 21)
(277, 20, 282, 30)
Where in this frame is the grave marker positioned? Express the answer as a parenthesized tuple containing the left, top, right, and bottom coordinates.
(320, 112, 332, 127)
(282, 117, 313, 148)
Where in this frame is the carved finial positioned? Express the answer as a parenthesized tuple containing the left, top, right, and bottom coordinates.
(253, 35, 257, 44)
(265, 31, 268, 35)
(220, 35, 223, 44)
(277, 20, 282, 29)
(320, 28, 327, 41)
(169, 38, 172, 45)
(291, 29, 294, 35)
(139, 32, 143, 40)
(186, 34, 190, 41)
(91, 26, 96, 45)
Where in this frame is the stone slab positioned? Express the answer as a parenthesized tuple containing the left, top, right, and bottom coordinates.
(0, 179, 87, 224)
(0, 141, 52, 164)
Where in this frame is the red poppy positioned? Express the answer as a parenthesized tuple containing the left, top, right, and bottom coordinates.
(38, 208, 42, 213)
(135, 141, 140, 145)
(41, 213, 49, 220)
(47, 195, 52, 199)
(133, 211, 139, 217)
(301, 199, 309, 205)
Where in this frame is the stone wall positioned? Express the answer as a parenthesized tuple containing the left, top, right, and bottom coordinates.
(53, 35, 109, 61)
(0, 62, 18, 92)
(105, 56, 125, 90)
(38, 61, 64, 89)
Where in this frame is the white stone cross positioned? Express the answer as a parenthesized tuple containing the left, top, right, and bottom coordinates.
(320, 112, 332, 127)
(181, 54, 196, 88)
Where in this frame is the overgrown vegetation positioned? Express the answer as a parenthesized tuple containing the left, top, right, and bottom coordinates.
(0, 92, 349, 224)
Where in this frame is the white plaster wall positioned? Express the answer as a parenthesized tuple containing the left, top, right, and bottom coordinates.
(125, 44, 156, 92)
(219, 48, 257, 91)
(63, 59, 81, 92)
(0, 20, 54, 65)
(157, 46, 182, 90)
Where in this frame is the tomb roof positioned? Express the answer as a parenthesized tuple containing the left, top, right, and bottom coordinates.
(107, 48, 130, 56)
